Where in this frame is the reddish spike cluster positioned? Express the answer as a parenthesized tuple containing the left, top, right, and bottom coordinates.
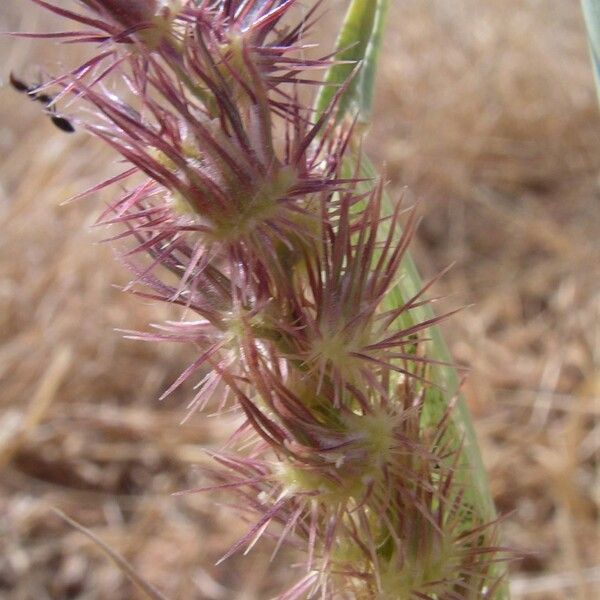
(185, 380, 505, 599)
(21, 1, 509, 598)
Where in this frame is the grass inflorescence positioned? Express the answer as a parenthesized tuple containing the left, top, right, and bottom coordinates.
(16, 1, 510, 597)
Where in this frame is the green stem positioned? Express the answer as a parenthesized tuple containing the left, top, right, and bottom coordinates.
(318, 0, 510, 595)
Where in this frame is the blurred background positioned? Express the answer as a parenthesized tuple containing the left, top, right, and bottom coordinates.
(0, 1, 599, 598)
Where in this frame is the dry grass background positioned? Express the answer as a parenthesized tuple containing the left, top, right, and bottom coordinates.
(0, 0, 599, 598)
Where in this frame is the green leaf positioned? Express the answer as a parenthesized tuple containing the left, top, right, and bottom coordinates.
(314, 0, 389, 124)
(321, 3, 509, 596)
(582, 0, 600, 100)
(324, 0, 498, 529)
(359, 155, 498, 523)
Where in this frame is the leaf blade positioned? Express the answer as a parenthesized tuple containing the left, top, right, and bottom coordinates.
(315, 0, 389, 124)
(581, 0, 600, 101)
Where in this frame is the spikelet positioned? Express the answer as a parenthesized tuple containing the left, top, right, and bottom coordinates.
(22, 2, 509, 597)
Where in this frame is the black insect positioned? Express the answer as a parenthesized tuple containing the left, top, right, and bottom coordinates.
(48, 114, 75, 134)
(9, 73, 75, 133)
